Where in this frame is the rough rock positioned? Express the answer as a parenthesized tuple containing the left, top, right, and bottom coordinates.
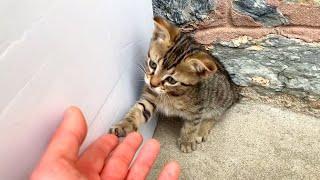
(152, 0, 215, 25)
(232, 0, 289, 27)
(211, 35, 320, 100)
(284, 0, 320, 6)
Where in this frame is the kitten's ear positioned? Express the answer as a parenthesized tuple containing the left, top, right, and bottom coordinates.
(186, 52, 218, 77)
(153, 16, 180, 43)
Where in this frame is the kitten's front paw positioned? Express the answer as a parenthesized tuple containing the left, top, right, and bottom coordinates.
(109, 120, 137, 137)
(177, 138, 197, 153)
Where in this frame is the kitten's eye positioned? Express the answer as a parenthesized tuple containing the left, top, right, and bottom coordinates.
(165, 76, 177, 85)
(149, 60, 157, 69)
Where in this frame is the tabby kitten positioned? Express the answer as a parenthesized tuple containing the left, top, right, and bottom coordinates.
(110, 17, 239, 153)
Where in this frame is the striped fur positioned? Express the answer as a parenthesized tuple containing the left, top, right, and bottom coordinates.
(163, 34, 203, 69)
(110, 17, 239, 152)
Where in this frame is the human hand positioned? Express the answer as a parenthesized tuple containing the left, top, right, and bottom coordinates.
(31, 107, 180, 180)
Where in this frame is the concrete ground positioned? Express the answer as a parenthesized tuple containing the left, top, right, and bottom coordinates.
(148, 101, 320, 179)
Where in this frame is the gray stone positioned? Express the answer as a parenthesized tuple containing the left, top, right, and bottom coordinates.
(211, 35, 320, 99)
(233, 0, 289, 27)
(152, 0, 215, 25)
(284, 0, 320, 6)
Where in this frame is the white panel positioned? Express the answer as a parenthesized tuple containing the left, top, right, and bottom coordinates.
(0, 0, 55, 52)
(0, 0, 154, 179)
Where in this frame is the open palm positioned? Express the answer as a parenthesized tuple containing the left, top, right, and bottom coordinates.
(31, 107, 180, 180)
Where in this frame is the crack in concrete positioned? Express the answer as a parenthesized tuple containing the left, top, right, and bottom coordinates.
(0, 59, 50, 119)
(0, 1, 59, 62)
(0, 1, 60, 116)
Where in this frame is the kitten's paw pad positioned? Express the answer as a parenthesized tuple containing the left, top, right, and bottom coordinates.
(178, 139, 197, 153)
(109, 121, 137, 137)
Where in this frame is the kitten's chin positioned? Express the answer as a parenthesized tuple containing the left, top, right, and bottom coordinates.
(148, 85, 165, 94)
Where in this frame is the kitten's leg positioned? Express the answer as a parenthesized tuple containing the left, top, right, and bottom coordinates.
(196, 119, 215, 143)
(109, 98, 156, 137)
(178, 119, 201, 153)
(109, 87, 157, 137)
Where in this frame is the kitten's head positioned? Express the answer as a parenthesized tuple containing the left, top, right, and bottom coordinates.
(144, 17, 218, 96)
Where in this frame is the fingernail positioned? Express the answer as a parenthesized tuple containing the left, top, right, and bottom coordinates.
(64, 106, 81, 118)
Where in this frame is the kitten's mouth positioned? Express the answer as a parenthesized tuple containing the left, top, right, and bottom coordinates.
(149, 85, 165, 94)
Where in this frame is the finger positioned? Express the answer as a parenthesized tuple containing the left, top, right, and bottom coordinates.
(42, 106, 87, 162)
(101, 132, 143, 180)
(126, 139, 160, 180)
(76, 134, 118, 175)
(158, 161, 180, 180)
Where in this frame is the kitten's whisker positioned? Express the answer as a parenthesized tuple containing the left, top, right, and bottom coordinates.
(135, 80, 146, 82)
(137, 65, 145, 73)
(136, 63, 147, 74)
(137, 61, 146, 68)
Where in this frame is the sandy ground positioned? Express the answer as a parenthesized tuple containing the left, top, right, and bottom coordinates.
(148, 101, 320, 180)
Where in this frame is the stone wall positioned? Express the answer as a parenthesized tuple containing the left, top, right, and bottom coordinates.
(153, 0, 320, 116)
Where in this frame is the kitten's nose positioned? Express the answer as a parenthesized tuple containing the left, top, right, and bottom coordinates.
(150, 76, 161, 88)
